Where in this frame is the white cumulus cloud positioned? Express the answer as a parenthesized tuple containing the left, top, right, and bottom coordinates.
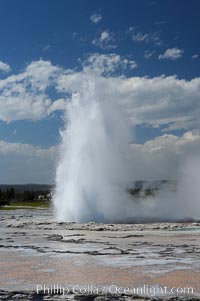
(83, 53, 137, 76)
(0, 59, 63, 122)
(1, 57, 200, 133)
(1, 57, 200, 183)
(0, 139, 57, 184)
(1, 130, 200, 183)
(0, 61, 11, 72)
(159, 47, 184, 60)
(56, 71, 200, 132)
(130, 131, 200, 180)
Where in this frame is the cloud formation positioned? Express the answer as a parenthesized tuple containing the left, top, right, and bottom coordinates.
(57, 71, 200, 132)
(131, 131, 200, 180)
(0, 60, 63, 122)
(1, 130, 199, 183)
(83, 53, 137, 76)
(92, 30, 116, 49)
(159, 47, 184, 60)
(128, 28, 161, 46)
(144, 50, 155, 59)
(90, 13, 102, 24)
(0, 139, 57, 184)
(1, 57, 200, 133)
(0, 60, 11, 72)
(1, 53, 200, 183)
(192, 54, 199, 59)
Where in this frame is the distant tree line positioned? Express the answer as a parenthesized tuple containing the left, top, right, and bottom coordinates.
(0, 187, 51, 206)
(128, 187, 158, 197)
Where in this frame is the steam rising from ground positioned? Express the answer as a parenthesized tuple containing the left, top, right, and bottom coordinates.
(53, 76, 200, 222)
(168, 156, 200, 220)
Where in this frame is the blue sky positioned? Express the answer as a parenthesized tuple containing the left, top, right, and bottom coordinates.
(0, 0, 199, 76)
(0, 0, 200, 183)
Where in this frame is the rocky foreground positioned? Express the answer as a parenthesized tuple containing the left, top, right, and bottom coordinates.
(0, 209, 200, 300)
(0, 289, 200, 301)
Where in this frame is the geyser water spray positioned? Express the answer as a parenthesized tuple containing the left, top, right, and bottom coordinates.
(53, 78, 134, 222)
(53, 74, 200, 223)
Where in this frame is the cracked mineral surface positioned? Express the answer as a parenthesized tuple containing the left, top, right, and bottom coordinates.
(0, 208, 200, 300)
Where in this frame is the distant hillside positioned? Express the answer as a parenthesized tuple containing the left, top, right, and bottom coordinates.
(0, 184, 53, 192)
(0, 181, 176, 193)
(127, 180, 176, 197)
(129, 180, 176, 190)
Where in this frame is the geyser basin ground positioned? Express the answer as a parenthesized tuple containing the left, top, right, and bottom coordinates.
(0, 208, 200, 300)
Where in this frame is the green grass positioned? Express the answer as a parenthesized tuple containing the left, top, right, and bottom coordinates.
(0, 200, 51, 210)
(0, 206, 28, 210)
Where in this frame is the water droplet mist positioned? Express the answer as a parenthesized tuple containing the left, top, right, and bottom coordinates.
(53, 76, 200, 223)
(53, 79, 134, 222)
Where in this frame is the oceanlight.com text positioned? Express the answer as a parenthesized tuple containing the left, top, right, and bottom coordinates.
(36, 284, 194, 296)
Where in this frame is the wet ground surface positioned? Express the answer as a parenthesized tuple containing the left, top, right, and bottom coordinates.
(0, 209, 200, 300)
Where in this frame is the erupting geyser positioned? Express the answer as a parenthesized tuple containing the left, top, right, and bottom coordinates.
(53, 75, 200, 223)
(53, 78, 133, 222)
